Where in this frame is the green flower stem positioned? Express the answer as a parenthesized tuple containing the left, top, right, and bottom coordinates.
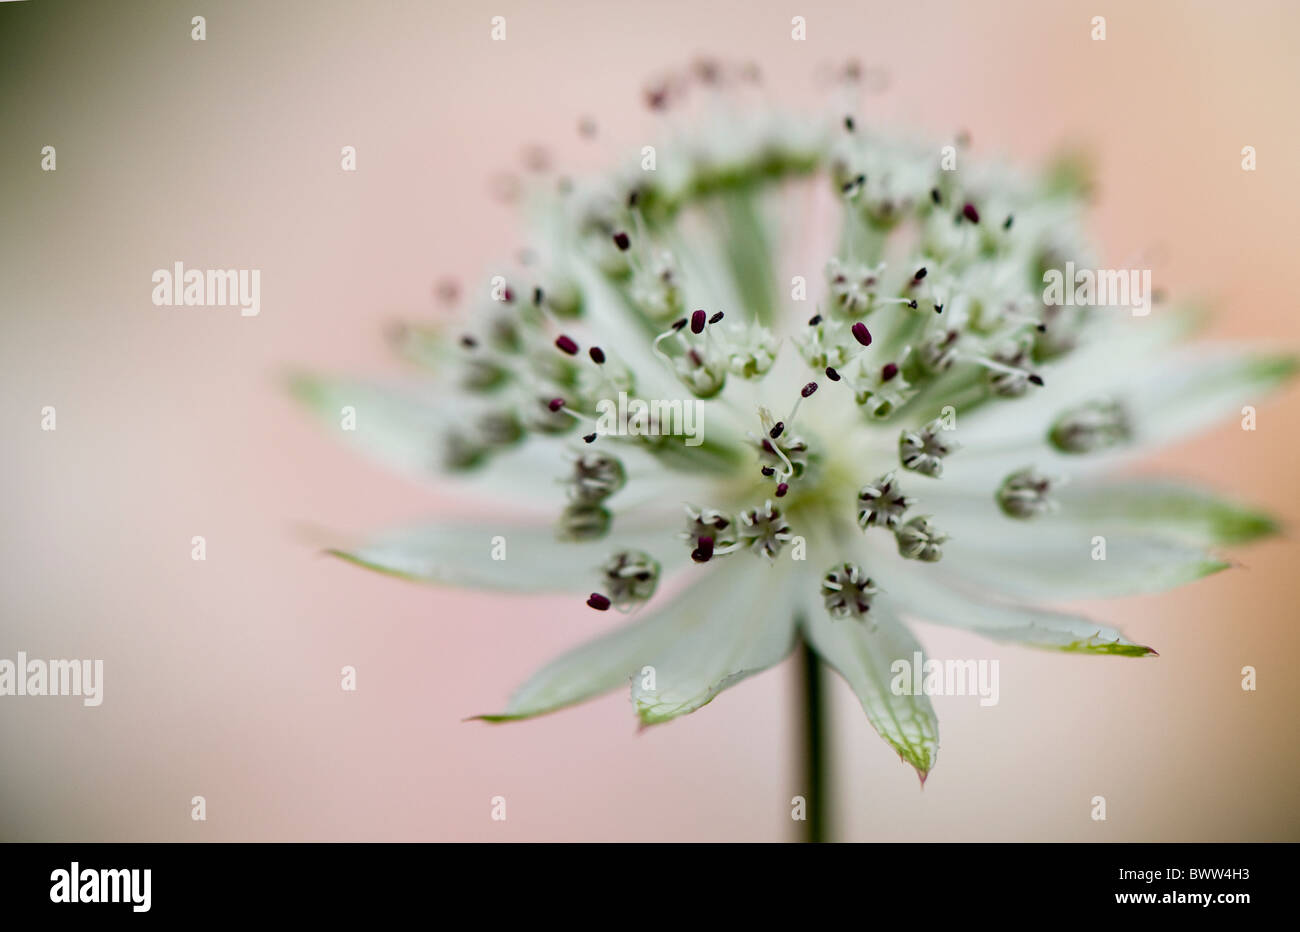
(798, 636, 829, 843)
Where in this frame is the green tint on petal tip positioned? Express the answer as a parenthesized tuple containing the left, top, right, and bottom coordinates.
(800, 607, 939, 783)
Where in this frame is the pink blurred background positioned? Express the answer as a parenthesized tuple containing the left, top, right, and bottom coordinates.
(2, 0, 1297, 841)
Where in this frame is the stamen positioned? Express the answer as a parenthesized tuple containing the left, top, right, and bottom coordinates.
(547, 398, 595, 424)
(651, 322, 686, 365)
(996, 467, 1060, 518)
(559, 503, 611, 541)
(782, 381, 819, 433)
(857, 472, 913, 530)
(737, 500, 792, 559)
(555, 335, 579, 355)
(601, 550, 660, 607)
(682, 506, 737, 555)
(566, 452, 627, 504)
(755, 435, 794, 478)
(821, 563, 878, 623)
(899, 417, 959, 477)
(895, 515, 949, 562)
(998, 308, 1048, 332)
(586, 593, 612, 611)
(1049, 399, 1131, 453)
(962, 345, 1043, 396)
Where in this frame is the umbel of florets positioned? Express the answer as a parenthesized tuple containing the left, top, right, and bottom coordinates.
(383, 68, 1212, 614)
(298, 58, 1291, 782)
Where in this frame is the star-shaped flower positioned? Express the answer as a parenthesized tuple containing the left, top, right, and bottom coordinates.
(294, 68, 1292, 785)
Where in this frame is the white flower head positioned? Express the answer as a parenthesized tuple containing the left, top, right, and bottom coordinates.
(296, 61, 1295, 785)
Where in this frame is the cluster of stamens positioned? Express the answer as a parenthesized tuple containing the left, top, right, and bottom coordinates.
(419, 64, 1124, 619)
(587, 550, 661, 612)
(821, 563, 879, 623)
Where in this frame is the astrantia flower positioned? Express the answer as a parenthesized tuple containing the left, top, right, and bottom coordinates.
(294, 62, 1293, 793)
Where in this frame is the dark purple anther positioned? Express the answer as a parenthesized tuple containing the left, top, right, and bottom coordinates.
(548, 397, 565, 412)
(709, 311, 724, 324)
(852, 322, 872, 347)
(825, 366, 840, 381)
(769, 422, 785, 440)
(691, 536, 715, 563)
(583, 432, 597, 443)
(914, 267, 927, 280)
(613, 231, 631, 251)
(690, 309, 706, 334)
(775, 482, 789, 498)
(801, 382, 818, 398)
(881, 362, 899, 382)
(808, 314, 822, 326)
(962, 202, 980, 224)
(589, 346, 606, 364)
(587, 593, 611, 611)
(1028, 374, 1044, 386)
(555, 335, 579, 355)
